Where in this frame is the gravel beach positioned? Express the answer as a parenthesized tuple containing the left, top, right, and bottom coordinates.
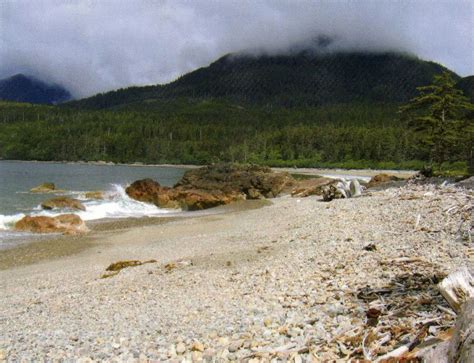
(0, 182, 472, 361)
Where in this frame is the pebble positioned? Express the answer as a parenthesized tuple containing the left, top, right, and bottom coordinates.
(176, 342, 186, 355)
(191, 342, 204, 352)
(0, 184, 470, 361)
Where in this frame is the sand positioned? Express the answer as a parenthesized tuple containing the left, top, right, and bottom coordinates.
(0, 183, 471, 361)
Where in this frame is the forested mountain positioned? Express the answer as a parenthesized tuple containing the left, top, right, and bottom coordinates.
(66, 51, 456, 110)
(456, 76, 474, 102)
(0, 74, 71, 105)
(0, 51, 471, 173)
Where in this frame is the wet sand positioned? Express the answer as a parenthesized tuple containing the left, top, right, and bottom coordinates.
(0, 199, 270, 270)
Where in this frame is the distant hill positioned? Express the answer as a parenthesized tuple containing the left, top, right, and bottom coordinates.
(456, 76, 474, 102)
(0, 74, 71, 104)
(66, 51, 457, 110)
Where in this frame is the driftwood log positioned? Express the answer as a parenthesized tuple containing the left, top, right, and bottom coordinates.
(419, 268, 474, 362)
(448, 298, 474, 362)
(438, 266, 474, 313)
(379, 268, 474, 362)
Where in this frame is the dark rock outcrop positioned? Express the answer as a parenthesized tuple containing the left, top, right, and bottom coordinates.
(175, 164, 295, 199)
(126, 164, 295, 210)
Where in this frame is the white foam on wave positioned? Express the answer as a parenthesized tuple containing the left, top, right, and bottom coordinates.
(0, 184, 173, 233)
(0, 213, 26, 230)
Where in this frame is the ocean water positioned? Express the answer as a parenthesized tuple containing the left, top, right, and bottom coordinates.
(0, 161, 188, 249)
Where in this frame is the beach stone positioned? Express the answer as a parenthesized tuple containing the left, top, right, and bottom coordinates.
(191, 341, 204, 352)
(176, 342, 186, 355)
(30, 182, 56, 193)
(41, 197, 86, 211)
(217, 337, 229, 346)
(263, 317, 273, 327)
(14, 214, 89, 235)
(228, 339, 243, 352)
(191, 351, 203, 361)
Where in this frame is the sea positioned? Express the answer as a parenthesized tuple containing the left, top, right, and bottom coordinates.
(0, 160, 188, 249)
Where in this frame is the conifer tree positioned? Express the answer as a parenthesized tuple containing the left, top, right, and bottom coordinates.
(400, 72, 474, 170)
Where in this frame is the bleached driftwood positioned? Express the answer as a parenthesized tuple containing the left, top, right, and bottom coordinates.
(447, 298, 474, 362)
(438, 266, 474, 312)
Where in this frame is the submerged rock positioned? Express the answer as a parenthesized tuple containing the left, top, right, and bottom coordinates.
(41, 196, 86, 211)
(126, 164, 295, 210)
(14, 214, 89, 235)
(84, 191, 104, 200)
(30, 182, 56, 193)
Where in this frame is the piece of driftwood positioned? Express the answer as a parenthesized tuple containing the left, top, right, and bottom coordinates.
(438, 267, 474, 312)
(447, 298, 474, 363)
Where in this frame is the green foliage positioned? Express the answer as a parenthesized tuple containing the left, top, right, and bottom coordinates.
(0, 52, 470, 173)
(400, 72, 474, 172)
(0, 99, 431, 169)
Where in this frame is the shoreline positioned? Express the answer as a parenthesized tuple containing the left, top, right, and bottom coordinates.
(0, 199, 271, 270)
(0, 183, 471, 360)
(0, 159, 417, 178)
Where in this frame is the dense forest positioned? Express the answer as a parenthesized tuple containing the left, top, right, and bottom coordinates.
(0, 52, 473, 172)
(0, 99, 461, 170)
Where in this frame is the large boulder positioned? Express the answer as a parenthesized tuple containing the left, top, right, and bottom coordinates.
(175, 164, 295, 199)
(14, 214, 89, 235)
(41, 197, 86, 211)
(125, 179, 181, 209)
(366, 173, 401, 188)
(125, 178, 244, 211)
(174, 189, 244, 211)
(30, 182, 56, 193)
(126, 164, 295, 210)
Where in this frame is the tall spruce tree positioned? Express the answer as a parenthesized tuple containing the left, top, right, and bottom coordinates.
(399, 72, 474, 171)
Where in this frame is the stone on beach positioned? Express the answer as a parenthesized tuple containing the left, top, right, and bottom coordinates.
(41, 197, 86, 211)
(2, 180, 472, 361)
(14, 214, 89, 235)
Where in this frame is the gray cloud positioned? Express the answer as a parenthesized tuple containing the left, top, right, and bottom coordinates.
(0, 0, 472, 98)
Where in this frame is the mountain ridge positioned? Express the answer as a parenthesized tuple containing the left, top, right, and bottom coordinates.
(65, 51, 459, 110)
(0, 74, 71, 105)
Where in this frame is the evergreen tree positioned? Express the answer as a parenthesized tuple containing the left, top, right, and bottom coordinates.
(400, 72, 474, 169)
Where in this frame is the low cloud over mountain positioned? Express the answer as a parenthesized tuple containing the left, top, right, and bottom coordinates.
(1, 0, 472, 98)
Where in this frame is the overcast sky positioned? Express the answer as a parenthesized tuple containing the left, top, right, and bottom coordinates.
(0, 0, 472, 98)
